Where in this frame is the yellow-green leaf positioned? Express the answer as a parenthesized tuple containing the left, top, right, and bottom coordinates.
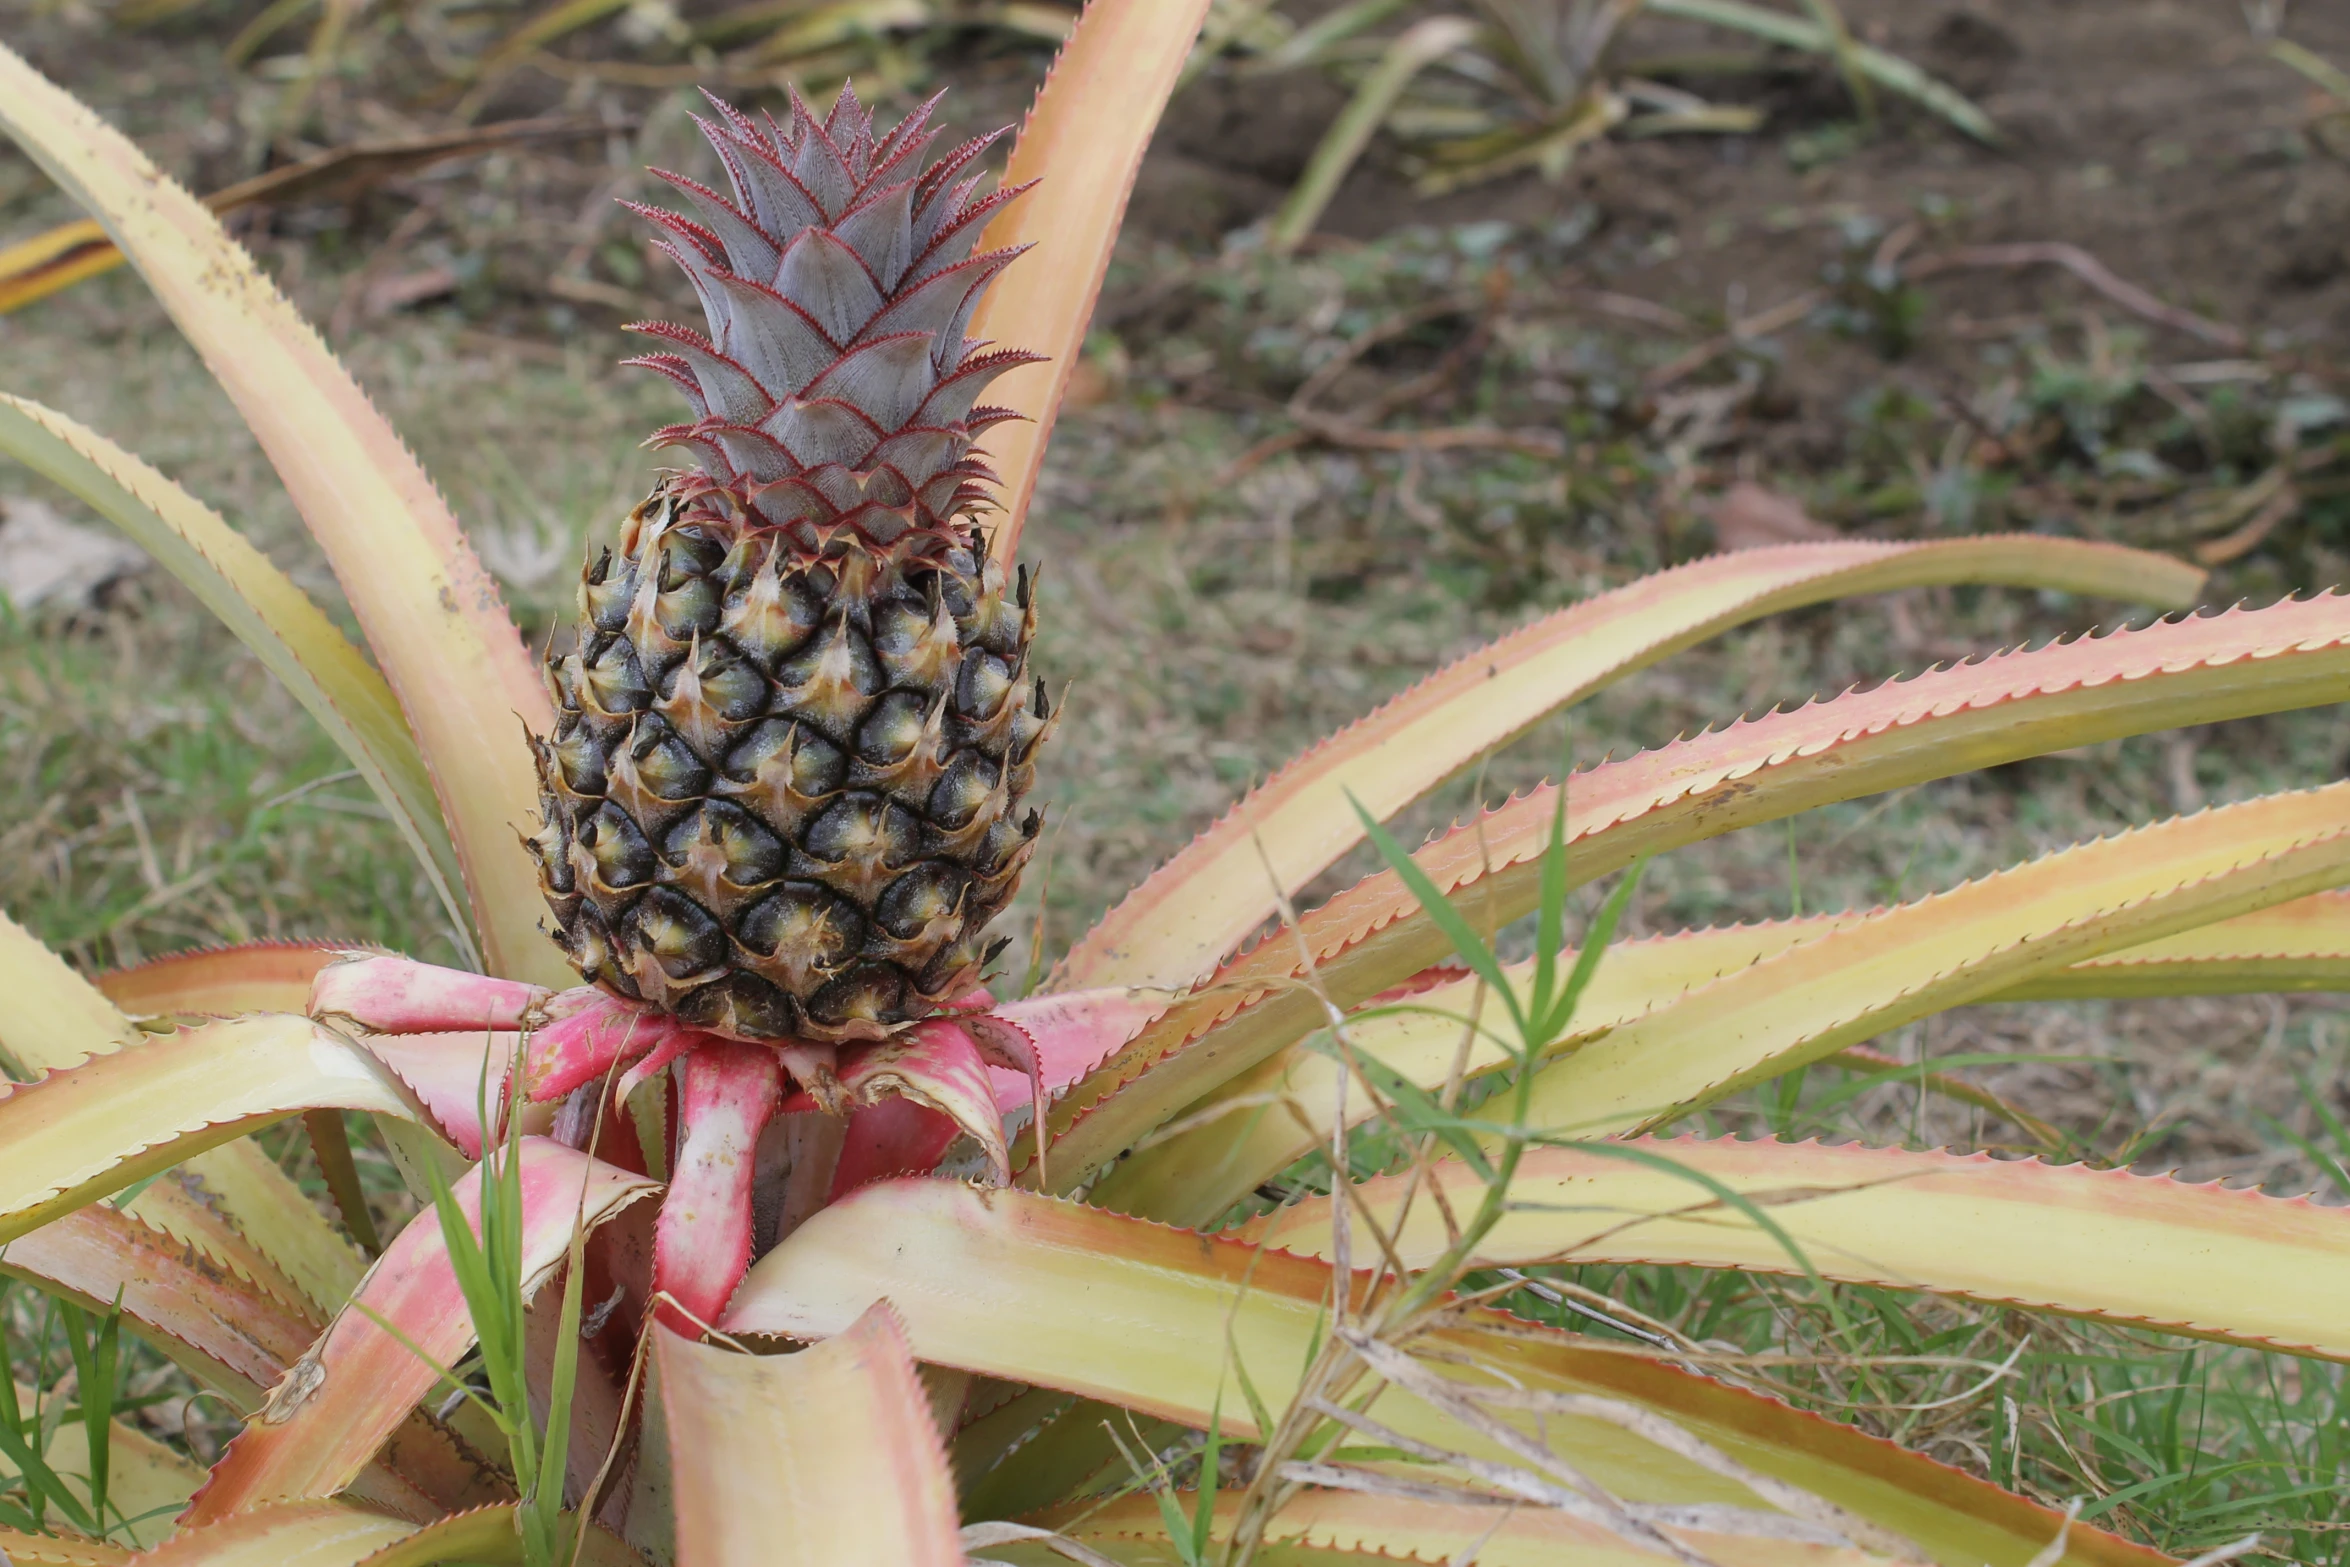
(0, 397, 471, 962)
(1, 1202, 320, 1405)
(1248, 1140, 2350, 1360)
(1059, 537, 2202, 994)
(0, 46, 559, 984)
(1091, 920, 1811, 1224)
(0, 1016, 422, 1245)
(0, 916, 368, 1311)
(353, 1507, 523, 1567)
(1042, 591, 2350, 1196)
(656, 1307, 964, 1567)
(98, 940, 360, 1021)
(0, 1528, 129, 1565)
(1011, 1488, 1874, 1567)
(128, 1141, 366, 1321)
(726, 1180, 2159, 1567)
(1100, 889, 2350, 1224)
(1522, 780, 2350, 1140)
(129, 1502, 414, 1567)
(0, 906, 139, 1075)
(970, 0, 1217, 562)
(2005, 887, 2350, 998)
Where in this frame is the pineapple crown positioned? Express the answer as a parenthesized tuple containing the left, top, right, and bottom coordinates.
(624, 84, 1038, 556)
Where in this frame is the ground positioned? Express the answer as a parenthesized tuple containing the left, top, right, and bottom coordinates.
(0, 0, 2347, 1553)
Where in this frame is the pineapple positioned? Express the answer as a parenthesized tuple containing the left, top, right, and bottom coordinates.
(527, 85, 1054, 1047)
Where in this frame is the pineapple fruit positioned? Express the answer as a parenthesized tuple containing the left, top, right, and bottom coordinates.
(527, 86, 1054, 1046)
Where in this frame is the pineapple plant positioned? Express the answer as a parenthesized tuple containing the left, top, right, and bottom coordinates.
(6, 4, 2350, 1564)
(529, 85, 1054, 1051)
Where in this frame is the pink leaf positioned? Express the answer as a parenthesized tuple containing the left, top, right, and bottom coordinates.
(838, 1019, 1007, 1186)
(357, 1030, 520, 1158)
(617, 1026, 707, 1104)
(993, 987, 1161, 1095)
(527, 991, 686, 1102)
(655, 1041, 785, 1333)
(311, 955, 546, 1034)
(830, 1096, 961, 1199)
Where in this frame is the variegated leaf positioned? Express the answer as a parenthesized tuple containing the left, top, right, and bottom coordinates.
(183, 1140, 654, 1522)
(127, 1502, 415, 1566)
(1061, 537, 2202, 993)
(1520, 780, 2350, 1139)
(1246, 1140, 2350, 1361)
(0, 1528, 129, 1565)
(1039, 592, 2350, 1195)
(657, 1306, 964, 1567)
(725, 1180, 2158, 1567)
(971, 0, 1217, 561)
(1010, 1489, 1889, 1567)
(99, 942, 370, 1022)
(1099, 887, 2350, 1223)
(0, 1016, 423, 1244)
(1, 1379, 204, 1548)
(0, 1202, 317, 1405)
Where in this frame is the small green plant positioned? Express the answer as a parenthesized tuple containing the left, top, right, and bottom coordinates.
(410, 1079, 585, 1567)
(0, 1284, 125, 1543)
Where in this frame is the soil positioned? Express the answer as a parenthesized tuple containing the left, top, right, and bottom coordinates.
(1136, 0, 2350, 454)
(15, 1, 2350, 390)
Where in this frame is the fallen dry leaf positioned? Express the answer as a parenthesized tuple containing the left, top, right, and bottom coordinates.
(1708, 481, 1839, 551)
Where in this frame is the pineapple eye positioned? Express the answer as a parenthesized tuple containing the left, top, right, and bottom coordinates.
(656, 574, 722, 640)
(855, 690, 929, 766)
(775, 621, 884, 739)
(632, 730, 712, 800)
(582, 804, 654, 888)
(872, 597, 959, 686)
(625, 888, 726, 978)
(804, 792, 920, 869)
(582, 636, 652, 715)
(682, 645, 767, 722)
(926, 752, 997, 830)
(725, 720, 845, 797)
(712, 533, 762, 595)
(810, 963, 905, 1028)
(875, 864, 968, 941)
(972, 811, 1038, 878)
(666, 801, 787, 886)
(738, 882, 863, 962)
(552, 728, 608, 796)
(564, 911, 632, 994)
(719, 564, 823, 668)
(954, 650, 1013, 721)
(1008, 678, 1053, 762)
(529, 815, 575, 894)
(581, 550, 635, 632)
(657, 525, 726, 590)
(790, 728, 847, 796)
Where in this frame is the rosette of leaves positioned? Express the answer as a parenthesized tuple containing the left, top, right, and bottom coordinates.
(0, 5, 2348, 1565)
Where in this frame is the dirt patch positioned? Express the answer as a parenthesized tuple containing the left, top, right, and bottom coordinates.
(1128, 1, 2350, 448)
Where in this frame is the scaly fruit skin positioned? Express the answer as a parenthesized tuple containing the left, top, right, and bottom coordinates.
(527, 86, 1054, 1045)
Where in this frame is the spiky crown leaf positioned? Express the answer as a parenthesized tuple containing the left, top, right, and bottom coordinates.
(624, 84, 1038, 555)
